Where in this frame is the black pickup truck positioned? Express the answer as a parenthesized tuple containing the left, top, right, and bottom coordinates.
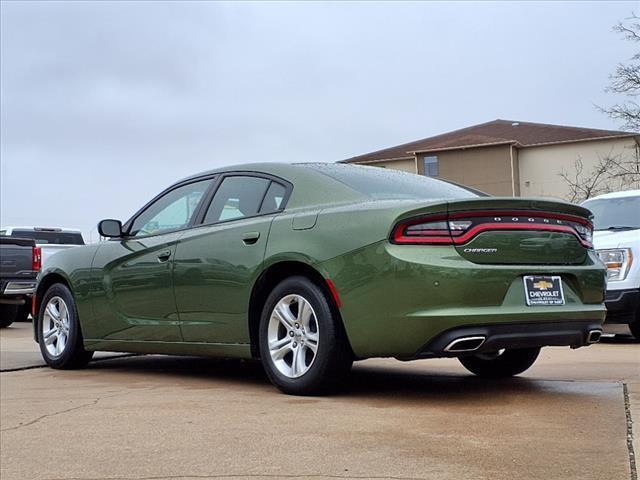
(0, 237, 41, 327)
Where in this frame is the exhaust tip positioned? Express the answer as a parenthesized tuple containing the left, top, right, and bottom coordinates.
(444, 336, 486, 353)
(587, 330, 602, 344)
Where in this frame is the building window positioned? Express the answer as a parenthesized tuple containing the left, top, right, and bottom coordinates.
(423, 156, 438, 177)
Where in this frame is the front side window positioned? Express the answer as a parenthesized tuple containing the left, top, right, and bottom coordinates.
(129, 179, 213, 237)
(423, 156, 439, 177)
(203, 176, 271, 224)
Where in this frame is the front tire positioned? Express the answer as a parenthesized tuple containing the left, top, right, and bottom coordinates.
(259, 276, 353, 395)
(37, 283, 94, 369)
(458, 347, 540, 378)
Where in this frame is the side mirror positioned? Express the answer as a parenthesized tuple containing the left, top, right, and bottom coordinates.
(98, 219, 123, 238)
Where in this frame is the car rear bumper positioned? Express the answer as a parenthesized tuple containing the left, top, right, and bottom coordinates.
(321, 241, 607, 358)
(1, 281, 36, 304)
(414, 320, 603, 359)
(604, 288, 640, 324)
(2, 281, 36, 295)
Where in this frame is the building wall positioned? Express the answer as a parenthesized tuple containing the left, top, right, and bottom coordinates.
(366, 158, 417, 172)
(424, 144, 515, 196)
(518, 137, 639, 201)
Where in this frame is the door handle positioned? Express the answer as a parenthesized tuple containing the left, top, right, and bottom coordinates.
(242, 232, 260, 245)
(156, 250, 172, 263)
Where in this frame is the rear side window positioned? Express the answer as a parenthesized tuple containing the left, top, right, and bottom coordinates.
(11, 230, 85, 245)
(203, 176, 271, 223)
(307, 163, 480, 200)
(260, 182, 286, 213)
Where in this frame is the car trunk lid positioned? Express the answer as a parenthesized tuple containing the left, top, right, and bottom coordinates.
(447, 198, 592, 265)
(391, 198, 593, 265)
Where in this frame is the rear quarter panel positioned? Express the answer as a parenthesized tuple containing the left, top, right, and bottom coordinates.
(36, 244, 101, 336)
(264, 200, 450, 268)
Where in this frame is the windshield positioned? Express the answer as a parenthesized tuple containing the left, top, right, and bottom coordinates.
(582, 195, 640, 230)
(307, 163, 482, 200)
(9, 230, 85, 245)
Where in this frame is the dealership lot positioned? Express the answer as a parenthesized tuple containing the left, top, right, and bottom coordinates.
(1, 322, 638, 480)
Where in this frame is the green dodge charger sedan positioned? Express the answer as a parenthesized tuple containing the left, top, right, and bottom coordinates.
(33, 163, 607, 394)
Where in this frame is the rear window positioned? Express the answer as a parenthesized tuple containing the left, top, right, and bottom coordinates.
(307, 163, 482, 200)
(10, 230, 85, 245)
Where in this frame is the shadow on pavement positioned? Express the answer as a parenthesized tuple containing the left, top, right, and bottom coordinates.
(600, 334, 640, 345)
(85, 354, 595, 403)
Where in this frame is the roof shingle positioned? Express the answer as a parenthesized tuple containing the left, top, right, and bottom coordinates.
(343, 119, 637, 163)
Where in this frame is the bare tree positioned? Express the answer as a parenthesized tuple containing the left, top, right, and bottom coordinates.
(601, 13, 640, 130)
(559, 149, 640, 203)
(561, 14, 640, 203)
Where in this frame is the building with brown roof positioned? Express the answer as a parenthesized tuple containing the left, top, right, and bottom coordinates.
(342, 119, 640, 199)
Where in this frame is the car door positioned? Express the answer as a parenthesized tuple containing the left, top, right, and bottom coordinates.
(90, 177, 215, 342)
(173, 174, 290, 344)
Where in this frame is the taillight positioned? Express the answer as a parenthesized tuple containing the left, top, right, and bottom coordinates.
(392, 215, 452, 244)
(391, 211, 593, 247)
(32, 247, 42, 271)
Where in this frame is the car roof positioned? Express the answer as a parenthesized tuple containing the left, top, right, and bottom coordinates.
(180, 162, 312, 181)
(1, 226, 83, 234)
(583, 189, 640, 201)
(178, 162, 367, 209)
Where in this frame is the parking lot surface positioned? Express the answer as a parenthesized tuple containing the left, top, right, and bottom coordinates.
(1, 322, 638, 480)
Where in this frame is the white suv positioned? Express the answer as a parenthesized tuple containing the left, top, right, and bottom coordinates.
(582, 190, 640, 338)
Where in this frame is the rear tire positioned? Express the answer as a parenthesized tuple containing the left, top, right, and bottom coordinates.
(16, 304, 30, 322)
(37, 283, 94, 369)
(458, 347, 541, 378)
(629, 318, 640, 340)
(0, 304, 18, 328)
(259, 276, 353, 395)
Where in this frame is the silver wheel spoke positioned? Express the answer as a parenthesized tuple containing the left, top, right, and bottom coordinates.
(58, 301, 68, 323)
(44, 330, 57, 345)
(274, 304, 295, 330)
(269, 336, 291, 349)
(304, 337, 318, 354)
(46, 304, 60, 322)
(60, 338, 65, 355)
(291, 347, 302, 376)
(270, 340, 292, 360)
(298, 297, 312, 327)
(297, 346, 307, 373)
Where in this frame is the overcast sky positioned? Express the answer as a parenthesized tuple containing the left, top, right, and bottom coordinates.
(1, 1, 636, 241)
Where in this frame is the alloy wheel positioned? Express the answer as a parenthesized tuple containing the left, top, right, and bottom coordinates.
(267, 294, 319, 378)
(42, 296, 71, 357)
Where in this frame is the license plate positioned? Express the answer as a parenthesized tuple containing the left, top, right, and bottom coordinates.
(523, 275, 565, 306)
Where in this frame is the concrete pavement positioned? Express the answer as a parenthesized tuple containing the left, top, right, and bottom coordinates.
(1, 322, 638, 480)
(0, 321, 132, 371)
